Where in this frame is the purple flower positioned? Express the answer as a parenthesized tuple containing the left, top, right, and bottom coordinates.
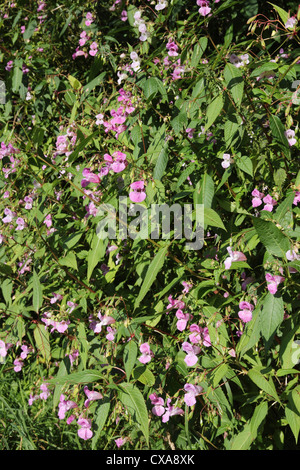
(184, 383, 203, 406)
(265, 273, 284, 294)
(238, 300, 254, 323)
(138, 342, 153, 364)
(224, 247, 247, 269)
(129, 180, 146, 203)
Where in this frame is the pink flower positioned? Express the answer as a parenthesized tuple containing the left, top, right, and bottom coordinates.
(84, 386, 103, 407)
(0, 340, 11, 358)
(81, 168, 100, 187)
(238, 300, 254, 323)
(13, 358, 24, 372)
(44, 214, 52, 228)
(182, 341, 201, 367)
(89, 311, 115, 333)
(285, 16, 297, 29)
(184, 383, 203, 406)
(176, 309, 191, 331)
(224, 247, 247, 269)
(293, 191, 300, 206)
(129, 180, 146, 203)
(262, 194, 277, 212)
(39, 383, 50, 400)
(77, 418, 93, 440)
(120, 10, 128, 21)
(265, 273, 284, 294)
(149, 393, 165, 416)
(162, 398, 184, 423)
(221, 153, 233, 168)
(251, 188, 264, 207)
(115, 437, 126, 447)
(138, 342, 153, 364)
(197, 0, 211, 16)
(166, 41, 179, 57)
(58, 394, 77, 420)
(16, 217, 26, 230)
(284, 129, 297, 146)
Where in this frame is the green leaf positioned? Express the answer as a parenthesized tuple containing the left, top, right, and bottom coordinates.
(123, 341, 138, 381)
(134, 244, 169, 309)
(143, 77, 158, 101)
(53, 358, 71, 408)
(260, 293, 284, 349)
(47, 369, 105, 385)
(230, 424, 253, 450)
(133, 366, 155, 386)
(117, 383, 149, 445)
(250, 401, 268, 438)
(252, 217, 290, 258)
(68, 75, 82, 90)
(153, 144, 168, 180)
(269, 114, 290, 152)
(59, 251, 78, 271)
(204, 94, 223, 131)
(248, 368, 280, 402)
(194, 173, 214, 208)
(224, 63, 244, 107)
(285, 386, 300, 443)
(204, 207, 226, 231)
(32, 270, 43, 312)
(236, 155, 253, 177)
(190, 37, 208, 68)
(87, 235, 106, 282)
(34, 324, 51, 363)
(91, 396, 111, 449)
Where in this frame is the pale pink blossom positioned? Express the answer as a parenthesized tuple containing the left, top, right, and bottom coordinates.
(129, 180, 146, 203)
(138, 342, 153, 364)
(224, 247, 247, 269)
(265, 273, 284, 294)
(184, 383, 203, 406)
(238, 300, 254, 323)
(77, 418, 93, 440)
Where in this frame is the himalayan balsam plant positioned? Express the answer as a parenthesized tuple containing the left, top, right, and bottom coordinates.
(0, 0, 299, 451)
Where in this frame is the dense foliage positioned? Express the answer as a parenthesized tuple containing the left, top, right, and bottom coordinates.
(0, 0, 299, 450)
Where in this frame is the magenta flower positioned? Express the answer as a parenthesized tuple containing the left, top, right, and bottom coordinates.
(115, 437, 126, 447)
(182, 341, 201, 366)
(183, 384, 203, 406)
(44, 214, 52, 228)
(262, 194, 277, 212)
(81, 168, 100, 187)
(251, 188, 264, 207)
(138, 342, 153, 364)
(197, 0, 211, 16)
(77, 418, 93, 440)
(84, 386, 103, 407)
(149, 393, 165, 416)
(16, 217, 26, 230)
(238, 300, 254, 323)
(265, 273, 284, 294)
(129, 180, 146, 203)
(120, 10, 128, 21)
(166, 41, 179, 57)
(58, 394, 77, 419)
(0, 340, 12, 358)
(162, 398, 184, 423)
(176, 309, 192, 331)
(13, 358, 24, 372)
(284, 129, 297, 146)
(224, 247, 247, 269)
(89, 311, 115, 333)
(39, 383, 50, 400)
